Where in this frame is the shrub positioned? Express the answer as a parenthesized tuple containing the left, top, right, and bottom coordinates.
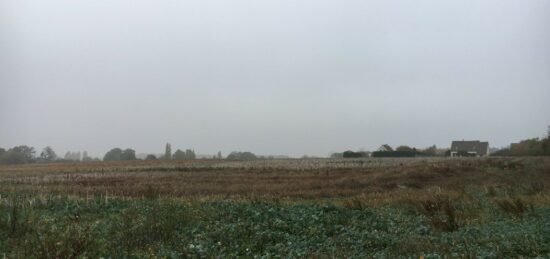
(343, 196, 369, 210)
(416, 196, 459, 232)
(495, 198, 535, 219)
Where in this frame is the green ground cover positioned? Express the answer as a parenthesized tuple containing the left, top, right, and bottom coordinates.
(1, 192, 549, 258)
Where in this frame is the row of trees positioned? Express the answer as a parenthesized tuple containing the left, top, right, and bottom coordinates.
(0, 146, 37, 164)
(226, 151, 258, 160)
(0, 144, 227, 165)
(103, 148, 137, 161)
(5, 134, 546, 165)
(492, 137, 550, 156)
(331, 145, 439, 158)
(381, 145, 438, 156)
(373, 145, 439, 157)
(0, 145, 100, 165)
(161, 143, 198, 160)
(64, 151, 93, 161)
(102, 145, 199, 162)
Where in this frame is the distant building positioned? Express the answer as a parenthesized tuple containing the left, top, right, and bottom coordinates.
(450, 140, 489, 157)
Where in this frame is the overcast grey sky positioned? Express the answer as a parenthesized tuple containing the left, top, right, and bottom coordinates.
(1, 0, 549, 158)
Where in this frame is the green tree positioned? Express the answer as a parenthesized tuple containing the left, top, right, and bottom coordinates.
(145, 154, 157, 160)
(423, 145, 437, 156)
(103, 148, 123, 161)
(11, 146, 35, 163)
(40, 146, 57, 161)
(64, 151, 81, 161)
(173, 149, 196, 160)
(165, 143, 172, 160)
(543, 138, 550, 155)
(330, 152, 343, 158)
(510, 138, 543, 156)
(0, 146, 35, 164)
(82, 151, 93, 161)
(185, 149, 196, 160)
(0, 151, 26, 164)
(379, 144, 393, 152)
(172, 149, 186, 160)
(121, 149, 137, 160)
(226, 151, 257, 160)
(396, 145, 414, 152)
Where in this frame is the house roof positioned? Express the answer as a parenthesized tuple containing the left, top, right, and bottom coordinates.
(450, 141, 489, 154)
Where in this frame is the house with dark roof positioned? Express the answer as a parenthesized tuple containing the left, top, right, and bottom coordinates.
(450, 140, 489, 157)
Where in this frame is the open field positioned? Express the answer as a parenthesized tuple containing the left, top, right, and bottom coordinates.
(1, 157, 550, 257)
(2, 157, 549, 201)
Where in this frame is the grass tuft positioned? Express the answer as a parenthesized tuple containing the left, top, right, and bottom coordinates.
(495, 198, 535, 219)
(416, 196, 459, 232)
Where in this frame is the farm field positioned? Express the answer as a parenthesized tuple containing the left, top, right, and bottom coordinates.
(1, 157, 550, 257)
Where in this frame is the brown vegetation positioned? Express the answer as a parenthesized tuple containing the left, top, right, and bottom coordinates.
(1, 157, 549, 203)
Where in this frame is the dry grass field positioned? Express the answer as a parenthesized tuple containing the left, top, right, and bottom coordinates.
(1, 157, 550, 257)
(1, 157, 549, 203)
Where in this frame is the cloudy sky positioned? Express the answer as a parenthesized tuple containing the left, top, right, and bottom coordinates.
(1, 0, 549, 158)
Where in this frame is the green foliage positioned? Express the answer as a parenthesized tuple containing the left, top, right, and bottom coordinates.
(120, 149, 136, 161)
(372, 151, 417, 157)
(342, 150, 368, 158)
(165, 143, 172, 161)
(396, 145, 414, 152)
(0, 193, 549, 257)
(330, 152, 343, 158)
(494, 137, 550, 156)
(145, 154, 157, 160)
(103, 148, 123, 161)
(227, 151, 258, 160)
(82, 151, 93, 161)
(64, 151, 81, 161)
(40, 146, 57, 161)
(0, 145, 36, 164)
(173, 149, 196, 160)
(103, 148, 136, 161)
(422, 145, 438, 156)
(173, 149, 185, 160)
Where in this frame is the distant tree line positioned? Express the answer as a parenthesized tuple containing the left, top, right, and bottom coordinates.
(492, 137, 550, 156)
(0, 145, 98, 165)
(0, 145, 36, 164)
(156, 143, 198, 160)
(173, 149, 197, 160)
(332, 145, 440, 158)
(226, 151, 257, 160)
(103, 148, 137, 161)
(0, 143, 243, 165)
(343, 151, 369, 158)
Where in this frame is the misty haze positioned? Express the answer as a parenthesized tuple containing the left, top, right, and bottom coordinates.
(1, 0, 550, 257)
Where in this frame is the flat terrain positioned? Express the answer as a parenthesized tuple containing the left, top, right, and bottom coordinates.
(1, 157, 548, 201)
(1, 157, 550, 257)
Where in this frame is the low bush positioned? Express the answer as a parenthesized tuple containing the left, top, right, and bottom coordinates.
(416, 196, 459, 232)
(495, 198, 535, 219)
